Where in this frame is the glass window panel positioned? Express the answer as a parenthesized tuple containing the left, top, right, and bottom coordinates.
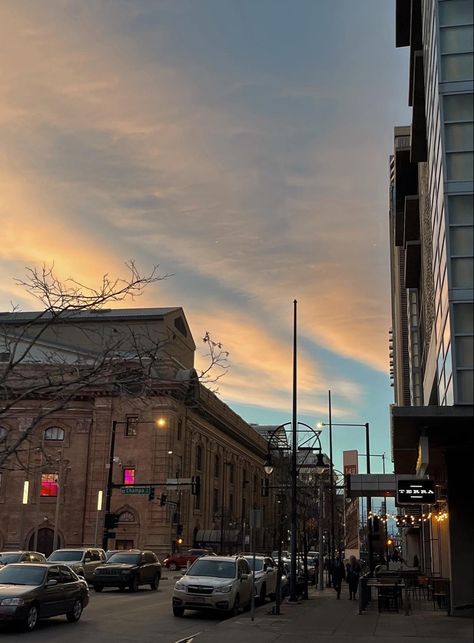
(444, 93, 474, 121)
(440, 25, 474, 54)
(456, 336, 474, 367)
(123, 468, 135, 485)
(439, 0, 474, 27)
(453, 302, 474, 332)
(457, 369, 474, 403)
(445, 345, 453, 382)
(445, 123, 474, 151)
(446, 151, 474, 180)
(41, 473, 59, 497)
(450, 226, 474, 255)
(445, 376, 454, 405)
(441, 53, 474, 81)
(451, 257, 474, 288)
(449, 195, 474, 224)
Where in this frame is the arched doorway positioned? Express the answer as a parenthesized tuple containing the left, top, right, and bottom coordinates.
(28, 528, 59, 556)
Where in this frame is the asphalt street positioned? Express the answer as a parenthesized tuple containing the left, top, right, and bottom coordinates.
(0, 576, 255, 643)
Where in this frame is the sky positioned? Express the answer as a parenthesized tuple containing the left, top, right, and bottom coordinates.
(0, 1, 411, 479)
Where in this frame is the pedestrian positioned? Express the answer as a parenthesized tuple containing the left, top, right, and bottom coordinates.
(331, 555, 346, 599)
(346, 555, 361, 600)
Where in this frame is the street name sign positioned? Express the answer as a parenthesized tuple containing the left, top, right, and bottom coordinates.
(166, 477, 192, 487)
(120, 486, 151, 495)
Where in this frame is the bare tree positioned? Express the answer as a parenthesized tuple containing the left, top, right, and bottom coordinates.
(0, 262, 229, 470)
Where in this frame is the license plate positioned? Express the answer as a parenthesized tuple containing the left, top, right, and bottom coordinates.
(188, 596, 207, 603)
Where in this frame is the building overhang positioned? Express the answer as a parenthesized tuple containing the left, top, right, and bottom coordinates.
(411, 51, 428, 162)
(396, 0, 411, 48)
(395, 150, 418, 246)
(391, 406, 474, 474)
(405, 240, 421, 287)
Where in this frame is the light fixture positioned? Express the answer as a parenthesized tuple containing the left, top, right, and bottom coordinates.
(263, 455, 274, 476)
(316, 422, 325, 429)
(315, 452, 327, 475)
(156, 417, 167, 428)
(22, 481, 30, 505)
(167, 450, 173, 455)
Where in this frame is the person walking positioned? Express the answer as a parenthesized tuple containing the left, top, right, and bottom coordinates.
(346, 555, 361, 600)
(331, 555, 346, 599)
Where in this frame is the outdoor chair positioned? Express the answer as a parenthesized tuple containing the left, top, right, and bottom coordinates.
(431, 578, 450, 612)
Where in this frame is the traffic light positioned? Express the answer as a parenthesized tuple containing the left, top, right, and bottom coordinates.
(160, 493, 167, 506)
(192, 475, 201, 496)
(260, 478, 270, 497)
(148, 488, 155, 501)
(105, 513, 120, 529)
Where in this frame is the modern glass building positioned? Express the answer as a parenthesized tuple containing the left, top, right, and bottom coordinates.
(390, 0, 473, 615)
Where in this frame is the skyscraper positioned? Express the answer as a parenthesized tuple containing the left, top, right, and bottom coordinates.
(390, 0, 473, 615)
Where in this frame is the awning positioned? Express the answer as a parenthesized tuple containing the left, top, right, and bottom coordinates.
(195, 529, 240, 545)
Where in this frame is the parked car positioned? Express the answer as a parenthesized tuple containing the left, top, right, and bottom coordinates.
(0, 563, 89, 631)
(164, 549, 215, 570)
(105, 550, 120, 561)
(47, 547, 106, 582)
(172, 555, 253, 617)
(0, 551, 47, 567)
(92, 550, 161, 592)
(241, 555, 277, 604)
(271, 550, 290, 561)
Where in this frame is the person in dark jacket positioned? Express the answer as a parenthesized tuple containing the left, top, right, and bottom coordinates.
(331, 555, 346, 599)
(346, 555, 361, 600)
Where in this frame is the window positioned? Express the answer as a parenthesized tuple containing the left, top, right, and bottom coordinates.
(44, 427, 65, 441)
(229, 493, 233, 514)
(123, 468, 135, 485)
(439, 0, 473, 27)
(60, 567, 75, 582)
(40, 473, 59, 497)
(177, 418, 182, 441)
(253, 474, 258, 493)
(125, 417, 138, 437)
(0, 427, 7, 442)
(47, 567, 62, 583)
(444, 94, 474, 122)
(214, 454, 220, 478)
(229, 463, 234, 484)
(118, 511, 136, 522)
(196, 445, 202, 471)
(213, 488, 219, 514)
(446, 152, 474, 181)
(195, 490, 201, 510)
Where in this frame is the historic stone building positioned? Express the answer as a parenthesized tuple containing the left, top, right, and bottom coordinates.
(0, 308, 275, 557)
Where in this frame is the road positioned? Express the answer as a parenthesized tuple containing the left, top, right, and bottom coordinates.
(0, 575, 266, 643)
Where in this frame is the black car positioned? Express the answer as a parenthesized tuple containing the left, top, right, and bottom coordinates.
(92, 550, 161, 592)
(0, 563, 89, 631)
(0, 551, 47, 567)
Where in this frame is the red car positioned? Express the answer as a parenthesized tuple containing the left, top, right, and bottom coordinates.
(163, 549, 214, 570)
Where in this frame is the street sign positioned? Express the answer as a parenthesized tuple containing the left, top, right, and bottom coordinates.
(166, 478, 192, 488)
(120, 486, 151, 495)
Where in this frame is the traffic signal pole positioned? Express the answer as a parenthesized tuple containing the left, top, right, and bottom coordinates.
(102, 420, 118, 550)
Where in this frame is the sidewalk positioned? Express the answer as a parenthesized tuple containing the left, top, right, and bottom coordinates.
(196, 584, 473, 643)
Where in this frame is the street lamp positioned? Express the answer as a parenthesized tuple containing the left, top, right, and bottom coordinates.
(317, 413, 373, 572)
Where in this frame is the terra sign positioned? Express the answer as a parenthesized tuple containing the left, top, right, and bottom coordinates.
(396, 479, 436, 505)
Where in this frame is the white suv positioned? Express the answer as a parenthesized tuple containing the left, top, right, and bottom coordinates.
(242, 555, 277, 604)
(172, 556, 253, 617)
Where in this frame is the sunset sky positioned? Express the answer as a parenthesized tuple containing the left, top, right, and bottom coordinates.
(0, 1, 410, 478)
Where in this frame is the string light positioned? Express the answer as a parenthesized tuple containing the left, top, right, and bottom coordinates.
(367, 508, 448, 525)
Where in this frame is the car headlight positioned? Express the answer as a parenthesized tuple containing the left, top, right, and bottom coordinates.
(217, 585, 233, 593)
(174, 582, 186, 591)
(0, 598, 25, 606)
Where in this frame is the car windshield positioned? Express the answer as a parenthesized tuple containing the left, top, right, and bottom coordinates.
(244, 558, 264, 571)
(48, 550, 83, 562)
(0, 553, 21, 564)
(107, 553, 141, 564)
(188, 559, 236, 578)
(0, 566, 46, 586)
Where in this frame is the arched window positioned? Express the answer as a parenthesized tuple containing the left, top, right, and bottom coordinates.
(44, 427, 65, 441)
(214, 454, 220, 478)
(196, 445, 202, 471)
(0, 427, 8, 442)
(118, 511, 136, 523)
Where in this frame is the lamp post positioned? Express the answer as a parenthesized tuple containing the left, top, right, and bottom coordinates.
(103, 416, 168, 551)
(317, 415, 373, 572)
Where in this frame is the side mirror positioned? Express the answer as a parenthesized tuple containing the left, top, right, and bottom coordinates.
(46, 579, 58, 587)
(266, 567, 274, 573)
(180, 569, 187, 576)
(240, 573, 249, 581)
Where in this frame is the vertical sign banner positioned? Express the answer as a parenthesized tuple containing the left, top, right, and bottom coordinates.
(343, 450, 360, 556)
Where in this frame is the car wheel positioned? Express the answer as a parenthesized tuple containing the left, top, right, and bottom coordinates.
(173, 606, 184, 617)
(230, 594, 240, 617)
(22, 605, 39, 632)
(66, 599, 83, 623)
(129, 576, 139, 592)
(118, 584, 126, 592)
(150, 574, 160, 591)
(259, 584, 266, 605)
(169, 562, 178, 571)
(94, 584, 103, 593)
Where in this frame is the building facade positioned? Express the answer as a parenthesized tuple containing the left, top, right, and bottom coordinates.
(390, 0, 473, 615)
(0, 308, 275, 558)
